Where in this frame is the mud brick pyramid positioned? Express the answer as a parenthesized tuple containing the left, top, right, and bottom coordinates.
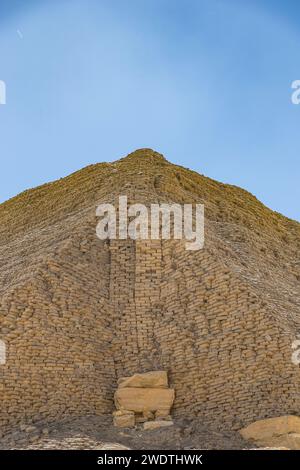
(0, 148, 300, 432)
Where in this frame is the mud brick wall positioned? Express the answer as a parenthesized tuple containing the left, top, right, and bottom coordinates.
(157, 240, 300, 429)
(1, 232, 300, 432)
(109, 237, 300, 430)
(0, 235, 116, 431)
(0, 211, 300, 432)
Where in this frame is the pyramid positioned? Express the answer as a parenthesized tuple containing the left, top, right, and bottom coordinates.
(0, 148, 300, 432)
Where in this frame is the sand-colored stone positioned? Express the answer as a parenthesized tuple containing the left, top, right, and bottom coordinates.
(283, 433, 300, 450)
(115, 388, 175, 413)
(143, 410, 155, 420)
(113, 409, 133, 417)
(240, 416, 300, 441)
(118, 371, 168, 389)
(155, 409, 171, 419)
(143, 420, 174, 430)
(113, 411, 135, 428)
(254, 433, 300, 450)
(240, 416, 300, 448)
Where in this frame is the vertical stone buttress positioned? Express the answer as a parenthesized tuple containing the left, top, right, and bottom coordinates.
(110, 239, 163, 379)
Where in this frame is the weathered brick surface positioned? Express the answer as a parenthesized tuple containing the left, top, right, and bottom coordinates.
(0, 149, 299, 433)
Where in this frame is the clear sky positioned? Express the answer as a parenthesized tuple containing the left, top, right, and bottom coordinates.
(0, 0, 299, 220)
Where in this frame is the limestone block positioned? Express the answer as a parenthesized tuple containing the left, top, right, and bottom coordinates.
(113, 409, 133, 417)
(155, 409, 171, 419)
(143, 420, 174, 430)
(113, 411, 135, 428)
(284, 433, 300, 450)
(248, 434, 300, 450)
(143, 410, 155, 420)
(115, 387, 175, 413)
(118, 371, 168, 389)
(240, 416, 300, 447)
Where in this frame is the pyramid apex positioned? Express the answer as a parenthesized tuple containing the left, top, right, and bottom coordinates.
(118, 148, 167, 162)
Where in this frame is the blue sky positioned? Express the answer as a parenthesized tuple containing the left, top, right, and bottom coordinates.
(0, 0, 299, 220)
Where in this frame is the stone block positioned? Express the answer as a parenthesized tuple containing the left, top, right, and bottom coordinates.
(143, 420, 174, 430)
(155, 409, 171, 419)
(113, 411, 135, 428)
(115, 387, 175, 413)
(118, 371, 168, 389)
(240, 416, 300, 448)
